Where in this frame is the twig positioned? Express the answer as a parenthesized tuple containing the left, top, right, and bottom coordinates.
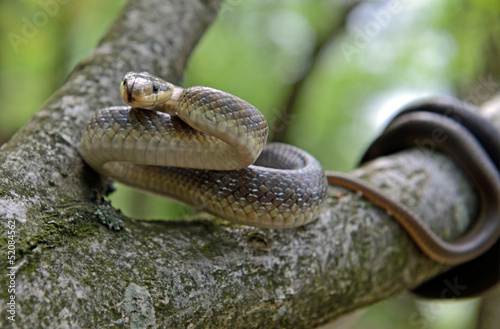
(271, 2, 358, 142)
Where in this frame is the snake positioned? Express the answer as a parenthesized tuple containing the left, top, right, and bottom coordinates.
(79, 72, 500, 296)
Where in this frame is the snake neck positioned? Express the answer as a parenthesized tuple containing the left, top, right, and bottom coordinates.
(155, 85, 184, 116)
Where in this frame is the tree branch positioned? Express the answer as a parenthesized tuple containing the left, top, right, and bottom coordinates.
(0, 1, 496, 328)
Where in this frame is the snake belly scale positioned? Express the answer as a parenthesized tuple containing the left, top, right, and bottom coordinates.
(79, 72, 328, 228)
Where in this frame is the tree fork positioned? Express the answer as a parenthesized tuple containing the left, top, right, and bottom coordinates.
(0, 1, 497, 328)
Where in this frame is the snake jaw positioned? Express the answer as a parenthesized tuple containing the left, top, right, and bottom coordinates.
(120, 75, 137, 104)
(126, 80, 135, 103)
(121, 72, 174, 109)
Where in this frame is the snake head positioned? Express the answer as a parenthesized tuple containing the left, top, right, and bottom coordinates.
(120, 72, 174, 109)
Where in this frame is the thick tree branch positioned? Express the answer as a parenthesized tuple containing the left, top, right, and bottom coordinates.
(0, 1, 497, 328)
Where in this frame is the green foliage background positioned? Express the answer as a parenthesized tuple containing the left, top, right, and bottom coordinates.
(1, 0, 498, 328)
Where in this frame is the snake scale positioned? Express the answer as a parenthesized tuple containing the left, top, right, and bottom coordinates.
(80, 72, 328, 229)
(79, 72, 500, 297)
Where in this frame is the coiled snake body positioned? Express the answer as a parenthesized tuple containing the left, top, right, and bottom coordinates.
(80, 72, 500, 297)
(80, 72, 328, 228)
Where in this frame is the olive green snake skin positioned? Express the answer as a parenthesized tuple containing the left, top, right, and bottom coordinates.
(79, 72, 328, 228)
(79, 72, 500, 275)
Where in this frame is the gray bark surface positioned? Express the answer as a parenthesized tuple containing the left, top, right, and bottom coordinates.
(0, 0, 497, 328)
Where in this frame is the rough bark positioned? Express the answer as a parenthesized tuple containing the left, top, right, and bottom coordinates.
(0, 0, 497, 328)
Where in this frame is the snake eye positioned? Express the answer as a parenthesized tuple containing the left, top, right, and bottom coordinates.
(122, 78, 127, 86)
(152, 83, 159, 94)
